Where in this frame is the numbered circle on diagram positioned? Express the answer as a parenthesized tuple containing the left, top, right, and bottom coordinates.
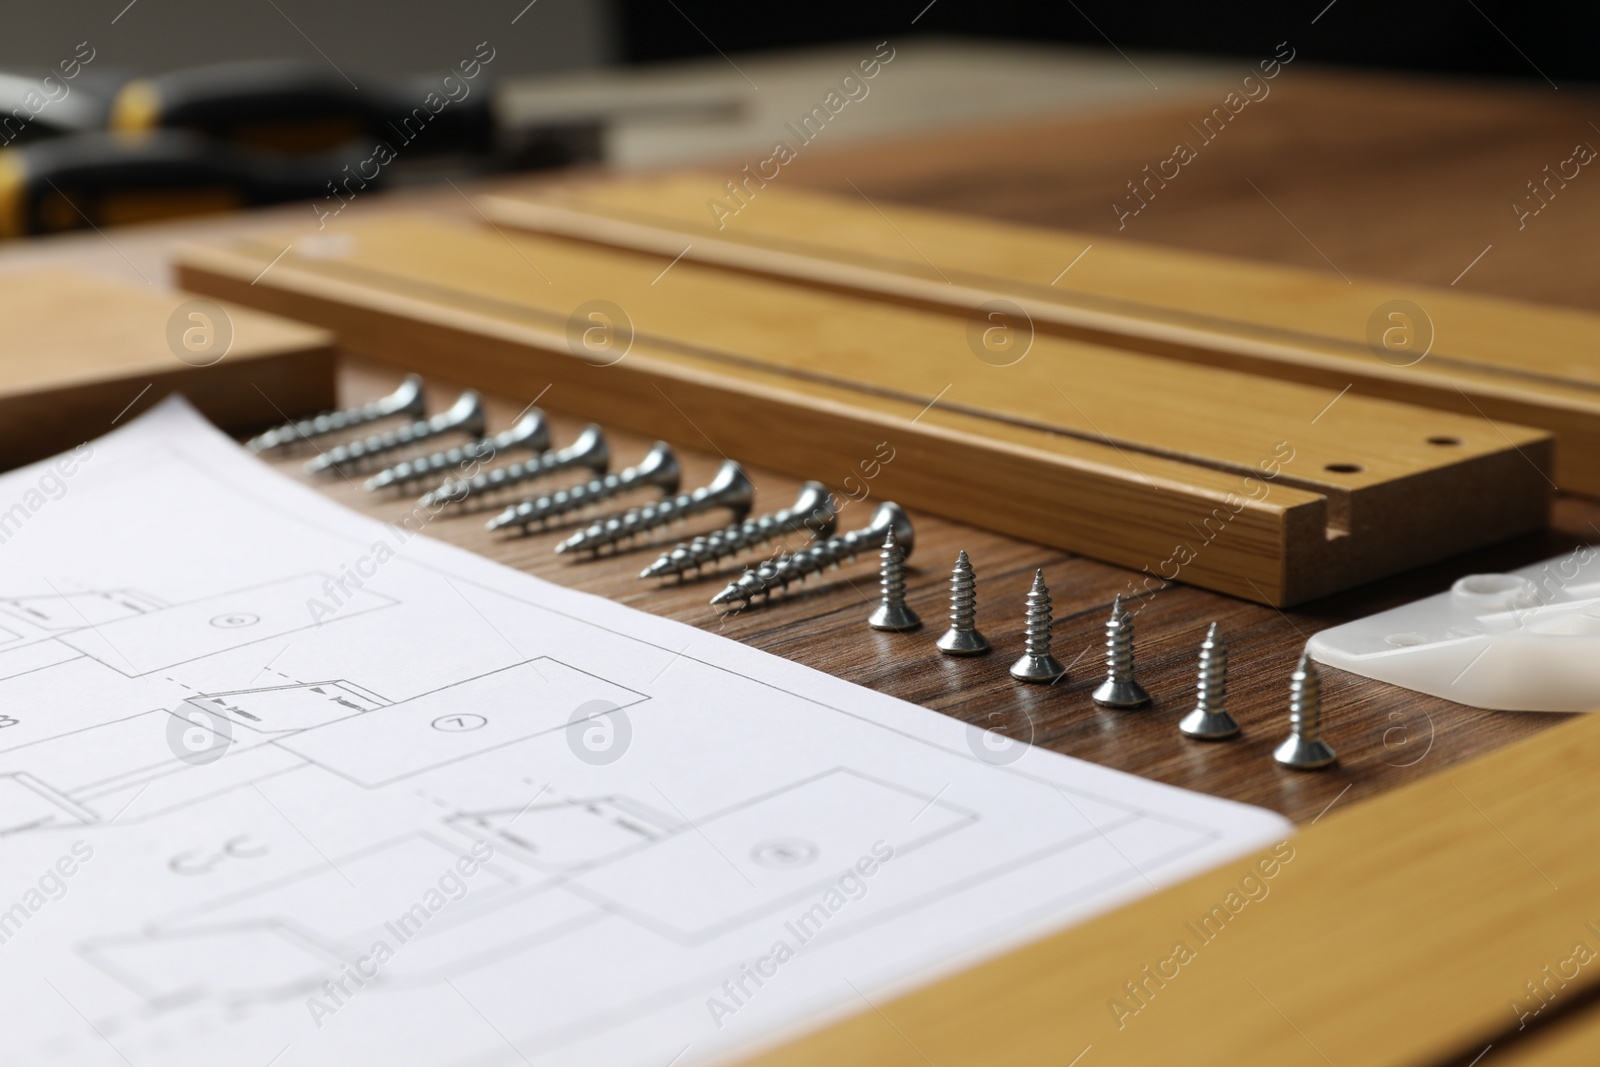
(566, 699, 631, 765)
(1365, 299, 1433, 367)
(751, 838, 818, 869)
(165, 299, 235, 368)
(166, 705, 233, 766)
(966, 298, 1034, 367)
(565, 299, 634, 368)
(964, 705, 1035, 766)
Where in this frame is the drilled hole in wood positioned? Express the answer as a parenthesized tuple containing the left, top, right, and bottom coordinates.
(1427, 435, 1462, 446)
(1324, 463, 1364, 474)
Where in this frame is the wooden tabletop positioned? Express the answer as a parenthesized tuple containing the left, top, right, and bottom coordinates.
(7, 64, 1599, 826)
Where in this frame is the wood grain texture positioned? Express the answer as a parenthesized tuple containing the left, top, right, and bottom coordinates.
(292, 361, 1588, 829)
(3, 60, 1599, 1064)
(481, 172, 1600, 496)
(0, 269, 335, 467)
(772, 70, 1600, 314)
(174, 214, 1553, 605)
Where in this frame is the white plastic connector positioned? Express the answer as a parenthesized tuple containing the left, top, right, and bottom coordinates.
(1307, 546, 1600, 712)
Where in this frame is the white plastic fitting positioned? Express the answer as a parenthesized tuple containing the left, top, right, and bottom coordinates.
(1307, 546, 1600, 712)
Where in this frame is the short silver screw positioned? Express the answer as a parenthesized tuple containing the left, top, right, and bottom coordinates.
(419, 424, 608, 510)
(867, 528, 921, 631)
(936, 551, 989, 655)
(556, 461, 755, 555)
(1274, 650, 1337, 769)
(640, 482, 837, 580)
(249, 374, 426, 453)
(306, 391, 487, 474)
(1178, 623, 1240, 739)
(487, 442, 679, 532)
(1009, 570, 1065, 683)
(1092, 594, 1151, 708)
(365, 410, 549, 491)
(710, 502, 913, 611)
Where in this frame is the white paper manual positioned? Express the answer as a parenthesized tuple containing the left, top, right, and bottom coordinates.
(0, 398, 1289, 1067)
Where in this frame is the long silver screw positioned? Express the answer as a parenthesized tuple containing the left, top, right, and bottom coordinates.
(1009, 570, 1065, 683)
(487, 442, 680, 532)
(248, 375, 425, 453)
(867, 528, 921, 631)
(419, 425, 608, 510)
(1274, 651, 1337, 769)
(639, 482, 837, 580)
(711, 502, 913, 611)
(1093, 594, 1151, 708)
(1179, 623, 1240, 739)
(365, 411, 549, 491)
(556, 461, 755, 555)
(306, 391, 486, 474)
(936, 551, 989, 655)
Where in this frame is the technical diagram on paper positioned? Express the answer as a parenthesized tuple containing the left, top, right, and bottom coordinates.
(0, 398, 1289, 1067)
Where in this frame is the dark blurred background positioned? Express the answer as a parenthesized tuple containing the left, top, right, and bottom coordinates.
(1, 0, 1592, 82)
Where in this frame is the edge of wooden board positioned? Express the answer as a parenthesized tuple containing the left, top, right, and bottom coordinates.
(728, 705, 1600, 1067)
(0, 270, 338, 468)
(478, 181, 1600, 497)
(176, 230, 1553, 606)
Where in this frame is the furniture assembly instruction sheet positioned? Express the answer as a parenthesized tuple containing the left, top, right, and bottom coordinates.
(0, 398, 1289, 1066)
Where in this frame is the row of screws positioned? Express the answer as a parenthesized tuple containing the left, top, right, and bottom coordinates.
(274, 388, 1337, 770)
(870, 549, 1336, 770)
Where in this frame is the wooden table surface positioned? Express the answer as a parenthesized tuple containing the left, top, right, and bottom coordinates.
(8, 64, 1600, 826)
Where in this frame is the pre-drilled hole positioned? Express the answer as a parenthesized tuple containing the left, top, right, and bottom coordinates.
(1427, 435, 1462, 446)
(1324, 463, 1363, 474)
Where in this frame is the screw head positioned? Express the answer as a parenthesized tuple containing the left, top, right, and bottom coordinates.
(868, 603, 922, 631)
(1178, 707, 1240, 740)
(936, 626, 990, 655)
(1010, 652, 1065, 684)
(1092, 678, 1152, 708)
(1273, 735, 1337, 769)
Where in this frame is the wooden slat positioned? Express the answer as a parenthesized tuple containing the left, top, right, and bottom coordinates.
(480, 172, 1600, 496)
(732, 706, 1600, 1067)
(175, 214, 1551, 606)
(0, 269, 335, 466)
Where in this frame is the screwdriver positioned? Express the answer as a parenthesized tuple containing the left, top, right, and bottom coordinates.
(0, 130, 363, 238)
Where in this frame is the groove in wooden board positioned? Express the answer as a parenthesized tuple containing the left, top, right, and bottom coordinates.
(482, 174, 1600, 495)
(0, 269, 336, 467)
(174, 220, 1552, 605)
(184, 216, 1545, 504)
(1483, 1007, 1600, 1065)
(732, 707, 1600, 1067)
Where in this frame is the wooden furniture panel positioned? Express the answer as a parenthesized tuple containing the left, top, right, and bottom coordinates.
(482, 172, 1600, 495)
(175, 214, 1551, 605)
(0, 269, 335, 466)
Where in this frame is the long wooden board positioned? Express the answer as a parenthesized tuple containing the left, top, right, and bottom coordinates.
(480, 172, 1600, 496)
(733, 705, 1600, 1067)
(174, 214, 1551, 606)
(0, 269, 336, 466)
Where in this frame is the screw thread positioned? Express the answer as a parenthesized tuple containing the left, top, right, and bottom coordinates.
(519, 468, 632, 522)
(647, 507, 813, 578)
(250, 377, 421, 452)
(561, 477, 741, 554)
(948, 551, 978, 631)
(1289, 653, 1322, 739)
(1195, 623, 1227, 713)
(713, 525, 875, 606)
(1023, 571, 1055, 657)
(1103, 595, 1136, 683)
(879, 530, 908, 606)
(309, 400, 481, 473)
(370, 420, 542, 490)
(421, 432, 604, 509)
